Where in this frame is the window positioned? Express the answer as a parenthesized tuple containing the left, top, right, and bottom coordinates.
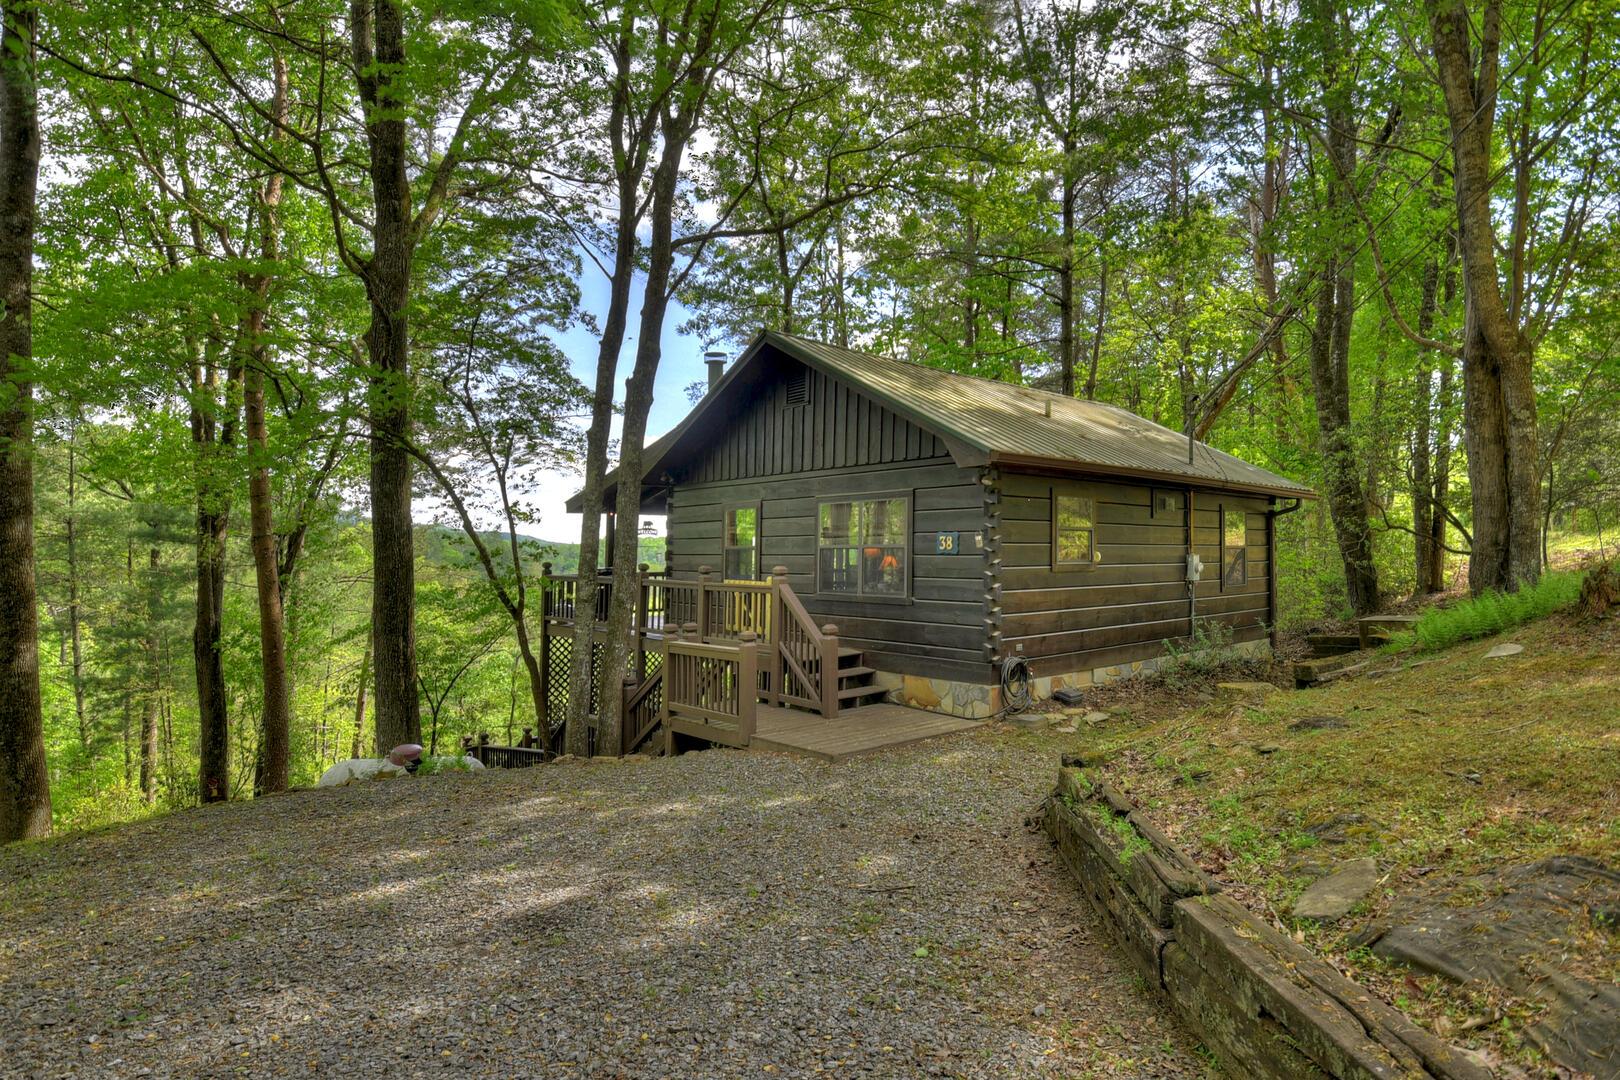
(1052, 488, 1097, 571)
(724, 504, 759, 580)
(818, 496, 909, 597)
(1222, 508, 1247, 588)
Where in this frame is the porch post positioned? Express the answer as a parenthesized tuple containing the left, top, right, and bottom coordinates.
(538, 561, 552, 732)
(769, 565, 789, 706)
(697, 565, 714, 640)
(634, 562, 650, 682)
(738, 631, 758, 743)
(820, 624, 840, 718)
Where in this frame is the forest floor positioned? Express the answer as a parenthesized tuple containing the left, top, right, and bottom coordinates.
(1063, 611, 1620, 1077)
(0, 728, 1208, 1078)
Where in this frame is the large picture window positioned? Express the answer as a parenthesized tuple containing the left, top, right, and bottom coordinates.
(724, 504, 759, 580)
(1052, 488, 1097, 571)
(1222, 508, 1248, 588)
(817, 496, 909, 598)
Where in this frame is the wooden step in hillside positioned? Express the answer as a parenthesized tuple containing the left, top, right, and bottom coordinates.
(1356, 613, 1419, 647)
(1306, 628, 1394, 658)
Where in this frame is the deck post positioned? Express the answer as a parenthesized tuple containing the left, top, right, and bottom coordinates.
(538, 562, 552, 731)
(634, 562, 651, 682)
(619, 673, 637, 755)
(659, 629, 674, 757)
(738, 631, 758, 743)
(768, 565, 789, 706)
(820, 624, 840, 718)
(697, 565, 714, 640)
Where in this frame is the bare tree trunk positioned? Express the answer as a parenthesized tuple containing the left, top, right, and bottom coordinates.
(1411, 252, 1441, 593)
(1428, 0, 1541, 593)
(566, 46, 644, 756)
(194, 485, 230, 803)
(1306, 15, 1380, 616)
(141, 546, 160, 805)
(245, 46, 292, 794)
(1429, 351, 1456, 593)
(0, 0, 49, 841)
(350, 638, 369, 760)
(65, 436, 89, 750)
(352, 0, 422, 752)
(1057, 171, 1077, 397)
(601, 139, 691, 756)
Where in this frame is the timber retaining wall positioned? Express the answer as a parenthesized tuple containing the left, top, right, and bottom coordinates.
(1043, 766, 1491, 1080)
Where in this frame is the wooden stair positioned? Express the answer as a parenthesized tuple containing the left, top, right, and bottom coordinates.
(835, 650, 888, 708)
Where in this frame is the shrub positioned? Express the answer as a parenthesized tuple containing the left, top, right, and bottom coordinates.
(1386, 570, 1585, 653)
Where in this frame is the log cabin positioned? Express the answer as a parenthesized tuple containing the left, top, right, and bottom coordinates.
(563, 330, 1313, 723)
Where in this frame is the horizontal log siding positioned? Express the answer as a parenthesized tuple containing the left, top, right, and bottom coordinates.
(995, 472, 1272, 676)
(668, 373, 993, 684)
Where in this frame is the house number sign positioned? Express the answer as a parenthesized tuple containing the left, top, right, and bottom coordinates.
(935, 532, 982, 554)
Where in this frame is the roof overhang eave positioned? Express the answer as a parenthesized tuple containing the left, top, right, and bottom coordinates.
(985, 452, 1317, 502)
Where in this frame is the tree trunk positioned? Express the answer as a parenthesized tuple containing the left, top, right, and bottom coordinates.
(1428, 0, 1541, 593)
(1057, 170, 1077, 397)
(245, 47, 292, 795)
(65, 437, 90, 751)
(1411, 251, 1441, 593)
(141, 545, 161, 805)
(566, 59, 643, 756)
(353, 0, 421, 751)
(1429, 351, 1455, 593)
(194, 493, 230, 803)
(350, 638, 370, 760)
(1306, 30, 1380, 616)
(601, 140, 690, 756)
(0, 0, 49, 841)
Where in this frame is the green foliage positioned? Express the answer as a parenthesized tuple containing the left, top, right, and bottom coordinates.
(1387, 571, 1586, 653)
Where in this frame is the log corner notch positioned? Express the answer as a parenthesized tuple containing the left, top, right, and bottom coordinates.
(1042, 765, 1491, 1080)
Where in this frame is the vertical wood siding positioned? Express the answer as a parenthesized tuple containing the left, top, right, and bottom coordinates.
(666, 360, 992, 684)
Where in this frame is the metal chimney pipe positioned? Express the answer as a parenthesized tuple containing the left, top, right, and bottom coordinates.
(705, 350, 726, 393)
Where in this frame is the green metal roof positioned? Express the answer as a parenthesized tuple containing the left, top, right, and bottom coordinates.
(570, 330, 1314, 511)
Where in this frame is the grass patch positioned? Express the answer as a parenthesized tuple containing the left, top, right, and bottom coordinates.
(1076, 613, 1620, 1075)
(1385, 570, 1584, 653)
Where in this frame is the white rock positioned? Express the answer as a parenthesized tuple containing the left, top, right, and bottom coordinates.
(317, 759, 407, 787)
(1484, 643, 1524, 659)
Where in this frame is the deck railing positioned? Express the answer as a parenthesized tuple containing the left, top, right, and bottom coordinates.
(462, 733, 551, 769)
(541, 564, 772, 642)
(661, 628, 758, 747)
(769, 565, 841, 718)
(537, 563, 838, 752)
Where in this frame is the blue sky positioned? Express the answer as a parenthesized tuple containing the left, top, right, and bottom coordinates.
(522, 266, 710, 542)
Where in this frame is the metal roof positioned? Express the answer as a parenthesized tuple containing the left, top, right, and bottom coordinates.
(570, 330, 1314, 511)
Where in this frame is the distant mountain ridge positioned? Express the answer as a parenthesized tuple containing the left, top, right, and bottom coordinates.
(417, 522, 664, 575)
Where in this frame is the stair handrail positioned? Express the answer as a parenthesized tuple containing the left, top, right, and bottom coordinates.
(770, 565, 840, 718)
(621, 666, 664, 755)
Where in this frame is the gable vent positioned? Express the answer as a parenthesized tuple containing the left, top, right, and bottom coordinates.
(784, 368, 810, 408)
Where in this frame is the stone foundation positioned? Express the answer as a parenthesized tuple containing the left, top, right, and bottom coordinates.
(873, 638, 1271, 719)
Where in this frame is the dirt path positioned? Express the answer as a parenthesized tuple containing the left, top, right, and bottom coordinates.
(1, 732, 1205, 1078)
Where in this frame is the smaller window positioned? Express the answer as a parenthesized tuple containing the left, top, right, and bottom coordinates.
(1222, 508, 1247, 588)
(724, 505, 759, 580)
(1052, 489, 1097, 571)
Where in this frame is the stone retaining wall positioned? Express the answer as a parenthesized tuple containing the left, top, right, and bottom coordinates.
(1043, 766, 1491, 1080)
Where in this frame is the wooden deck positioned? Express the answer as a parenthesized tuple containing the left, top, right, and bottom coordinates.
(749, 702, 981, 761)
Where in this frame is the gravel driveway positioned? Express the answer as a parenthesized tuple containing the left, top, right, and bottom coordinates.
(1, 730, 1205, 1078)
